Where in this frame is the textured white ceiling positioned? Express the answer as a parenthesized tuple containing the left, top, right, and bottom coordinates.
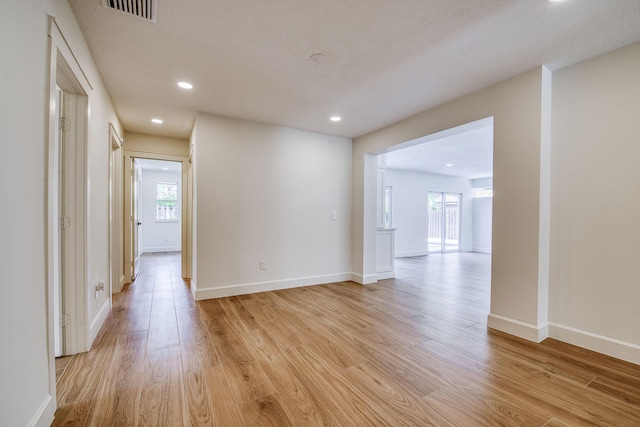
(68, 0, 640, 139)
(385, 122, 493, 179)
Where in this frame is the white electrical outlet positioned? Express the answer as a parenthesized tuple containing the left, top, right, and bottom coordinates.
(260, 260, 266, 270)
(331, 211, 337, 220)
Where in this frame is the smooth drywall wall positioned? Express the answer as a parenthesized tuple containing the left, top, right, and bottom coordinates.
(353, 68, 547, 340)
(140, 169, 182, 252)
(0, 2, 52, 425)
(193, 113, 352, 298)
(124, 131, 190, 157)
(472, 198, 493, 253)
(472, 178, 494, 254)
(0, 1, 122, 424)
(550, 41, 640, 362)
(386, 169, 473, 256)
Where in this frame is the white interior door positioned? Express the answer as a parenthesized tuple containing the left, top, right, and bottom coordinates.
(47, 25, 91, 360)
(443, 193, 461, 252)
(53, 87, 63, 357)
(428, 192, 443, 253)
(132, 159, 142, 280)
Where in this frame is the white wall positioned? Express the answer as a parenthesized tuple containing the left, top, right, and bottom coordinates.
(1, 1, 121, 425)
(124, 131, 190, 157)
(472, 198, 493, 253)
(0, 2, 52, 425)
(549, 41, 640, 362)
(386, 169, 473, 256)
(472, 178, 493, 254)
(140, 169, 182, 253)
(192, 113, 352, 299)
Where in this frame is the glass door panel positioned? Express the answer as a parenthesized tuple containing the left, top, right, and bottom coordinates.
(444, 193, 461, 252)
(428, 192, 443, 253)
(428, 192, 461, 253)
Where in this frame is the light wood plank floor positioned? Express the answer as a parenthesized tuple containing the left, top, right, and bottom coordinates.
(53, 252, 640, 426)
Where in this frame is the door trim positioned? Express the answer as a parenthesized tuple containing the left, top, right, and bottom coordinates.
(45, 16, 91, 415)
(109, 124, 124, 294)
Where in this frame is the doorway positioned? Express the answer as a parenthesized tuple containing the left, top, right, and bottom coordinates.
(428, 192, 462, 253)
(124, 152, 190, 284)
(365, 117, 493, 287)
(136, 158, 183, 259)
(47, 34, 91, 361)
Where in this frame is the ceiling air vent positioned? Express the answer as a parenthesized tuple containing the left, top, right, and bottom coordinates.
(102, 0, 158, 23)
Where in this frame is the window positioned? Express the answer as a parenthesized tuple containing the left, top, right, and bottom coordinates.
(473, 187, 493, 198)
(156, 182, 178, 220)
(384, 186, 393, 228)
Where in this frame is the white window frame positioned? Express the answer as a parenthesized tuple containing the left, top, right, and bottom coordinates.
(156, 181, 179, 222)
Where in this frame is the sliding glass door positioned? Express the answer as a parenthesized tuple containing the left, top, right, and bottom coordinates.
(428, 192, 461, 253)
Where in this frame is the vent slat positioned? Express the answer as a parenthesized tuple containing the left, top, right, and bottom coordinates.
(103, 0, 156, 23)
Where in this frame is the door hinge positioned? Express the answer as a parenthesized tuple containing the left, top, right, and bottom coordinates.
(60, 216, 71, 230)
(60, 216, 71, 229)
(60, 117, 71, 132)
(61, 313, 71, 327)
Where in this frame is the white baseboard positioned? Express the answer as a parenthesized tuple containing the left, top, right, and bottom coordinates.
(351, 272, 378, 284)
(113, 275, 126, 293)
(549, 323, 640, 365)
(471, 247, 492, 254)
(89, 299, 111, 345)
(194, 273, 353, 300)
(29, 394, 55, 427)
(394, 250, 429, 258)
(190, 278, 197, 299)
(141, 246, 181, 253)
(377, 271, 395, 280)
(487, 313, 548, 343)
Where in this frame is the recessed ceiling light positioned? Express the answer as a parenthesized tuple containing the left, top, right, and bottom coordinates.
(151, 118, 163, 124)
(178, 81, 193, 89)
(445, 163, 454, 167)
(162, 167, 169, 170)
(330, 116, 341, 122)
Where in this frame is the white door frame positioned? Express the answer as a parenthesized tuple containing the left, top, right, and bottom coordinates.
(132, 159, 142, 281)
(109, 124, 124, 294)
(45, 17, 92, 405)
(123, 150, 191, 283)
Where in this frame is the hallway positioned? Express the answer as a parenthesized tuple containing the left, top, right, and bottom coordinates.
(53, 253, 640, 426)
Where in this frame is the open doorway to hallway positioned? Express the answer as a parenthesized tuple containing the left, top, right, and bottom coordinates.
(122, 147, 191, 287)
(131, 158, 183, 279)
